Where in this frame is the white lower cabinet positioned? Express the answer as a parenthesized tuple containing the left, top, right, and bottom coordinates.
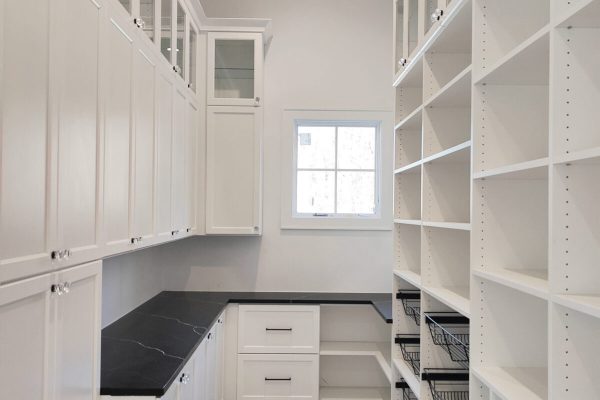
(237, 354, 319, 400)
(0, 260, 102, 400)
(206, 106, 263, 235)
(206, 314, 226, 400)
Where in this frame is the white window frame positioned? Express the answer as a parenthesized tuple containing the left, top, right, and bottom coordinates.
(281, 110, 393, 231)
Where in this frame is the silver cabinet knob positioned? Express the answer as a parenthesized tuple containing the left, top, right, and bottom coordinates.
(254, 97, 260, 106)
(51, 249, 71, 261)
(131, 236, 143, 244)
(51, 284, 63, 295)
(173, 65, 182, 74)
(398, 58, 408, 67)
(134, 18, 145, 28)
(63, 249, 71, 260)
(180, 373, 190, 384)
(62, 282, 71, 294)
(431, 8, 444, 22)
(171, 230, 179, 236)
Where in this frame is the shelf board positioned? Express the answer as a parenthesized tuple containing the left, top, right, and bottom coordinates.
(473, 269, 549, 300)
(422, 285, 470, 318)
(472, 366, 547, 400)
(422, 221, 471, 231)
(393, 219, 422, 226)
(474, 25, 550, 86)
(394, 161, 422, 175)
(395, 106, 423, 131)
(553, 294, 600, 319)
(555, 0, 600, 28)
(422, 141, 471, 165)
(424, 65, 472, 108)
(320, 387, 391, 400)
(392, 358, 421, 398)
(474, 158, 549, 180)
(554, 146, 600, 165)
(320, 342, 391, 383)
(393, 270, 422, 289)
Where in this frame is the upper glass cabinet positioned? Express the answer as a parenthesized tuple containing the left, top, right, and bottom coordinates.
(175, 1, 186, 78)
(207, 32, 263, 106)
(160, 0, 172, 62)
(139, 0, 155, 41)
(188, 25, 198, 91)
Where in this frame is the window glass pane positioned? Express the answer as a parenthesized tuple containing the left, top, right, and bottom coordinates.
(337, 171, 375, 214)
(214, 39, 255, 99)
(140, 0, 155, 41)
(160, 0, 172, 62)
(176, 2, 185, 77)
(296, 171, 335, 214)
(337, 126, 376, 170)
(297, 126, 335, 169)
(189, 27, 197, 91)
(119, 0, 131, 13)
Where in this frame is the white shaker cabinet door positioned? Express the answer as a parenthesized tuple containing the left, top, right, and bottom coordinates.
(131, 43, 156, 242)
(54, 0, 103, 265)
(0, 271, 54, 400)
(54, 261, 102, 400)
(0, 0, 54, 283)
(206, 106, 262, 235)
(103, 10, 134, 254)
(193, 339, 208, 400)
(156, 68, 175, 241)
(185, 98, 199, 233)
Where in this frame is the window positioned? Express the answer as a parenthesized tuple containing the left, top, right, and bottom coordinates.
(294, 121, 380, 217)
(282, 110, 393, 230)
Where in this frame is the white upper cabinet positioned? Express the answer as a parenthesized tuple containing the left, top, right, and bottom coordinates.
(0, 0, 54, 283)
(171, 87, 188, 234)
(207, 32, 264, 107)
(185, 98, 199, 233)
(131, 42, 157, 242)
(206, 107, 263, 235)
(103, 8, 135, 253)
(54, 0, 103, 266)
(156, 67, 175, 240)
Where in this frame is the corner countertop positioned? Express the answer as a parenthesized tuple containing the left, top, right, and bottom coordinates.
(101, 291, 392, 397)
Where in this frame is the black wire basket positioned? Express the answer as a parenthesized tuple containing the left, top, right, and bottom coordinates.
(425, 312, 469, 368)
(422, 368, 469, 400)
(396, 290, 421, 325)
(395, 334, 420, 376)
(396, 379, 418, 400)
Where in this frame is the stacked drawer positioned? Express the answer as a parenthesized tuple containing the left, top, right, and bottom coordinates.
(236, 305, 320, 399)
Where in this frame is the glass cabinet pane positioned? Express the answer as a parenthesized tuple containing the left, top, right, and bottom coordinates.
(407, 0, 419, 56)
(214, 39, 255, 99)
(119, 0, 131, 13)
(189, 27, 197, 91)
(175, 2, 185, 78)
(160, 0, 172, 62)
(140, 0, 155, 41)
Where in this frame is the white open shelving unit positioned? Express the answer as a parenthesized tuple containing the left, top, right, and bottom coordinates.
(391, 0, 600, 399)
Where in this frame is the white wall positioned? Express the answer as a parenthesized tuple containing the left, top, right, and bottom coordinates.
(102, 0, 394, 327)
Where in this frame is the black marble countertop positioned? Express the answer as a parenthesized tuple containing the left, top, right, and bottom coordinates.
(101, 291, 392, 397)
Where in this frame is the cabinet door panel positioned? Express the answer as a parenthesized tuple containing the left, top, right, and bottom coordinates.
(103, 15, 133, 251)
(56, 0, 102, 258)
(156, 71, 173, 239)
(193, 340, 208, 400)
(185, 99, 198, 231)
(172, 88, 187, 231)
(205, 325, 218, 400)
(0, 272, 54, 400)
(54, 261, 101, 400)
(132, 46, 156, 239)
(206, 107, 262, 235)
(0, 0, 53, 282)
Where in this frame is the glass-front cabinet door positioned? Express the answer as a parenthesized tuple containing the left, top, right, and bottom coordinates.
(207, 32, 263, 107)
(138, 0, 156, 41)
(160, 0, 172, 62)
(188, 23, 198, 92)
(174, 1, 186, 78)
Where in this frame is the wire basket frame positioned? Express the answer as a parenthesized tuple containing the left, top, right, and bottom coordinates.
(395, 334, 420, 376)
(396, 290, 421, 325)
(396, 379, 418, 400)
(425, 312, 469, 368)
(422, 368, 469, 400)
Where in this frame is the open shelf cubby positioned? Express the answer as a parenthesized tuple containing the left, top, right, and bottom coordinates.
(423, 69, 471, 158)
(394, 223, 421, 277)
(551, 161, 600, 305)
(396, 58, 423, 124)
(472, 278, 548, 400)
(422, 148, 470, 224)
(394, 276, 421, 334)
(473, 0, 549, 72)
(552, 11, 600, 161)
(473, 31, 549, 173)
(551, 304, 600, 400)
(423, 1, 472, 103)
(422, 368, 469, 400)
(473, 167, 549, 298)
(395, 109, 422, 169)
(422, 227, 470, 317)
(394, 165, 422, 220)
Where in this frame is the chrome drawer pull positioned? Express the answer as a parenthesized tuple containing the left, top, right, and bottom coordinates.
(265, 377, 292, 381)
(265, 328, 293, 332)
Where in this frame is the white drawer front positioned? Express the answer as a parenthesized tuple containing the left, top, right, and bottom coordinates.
(238, 305, 320, 354)
(237, 354, 319, 399)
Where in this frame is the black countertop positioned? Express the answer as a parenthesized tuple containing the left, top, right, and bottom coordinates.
(101, 291, 392, 397)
